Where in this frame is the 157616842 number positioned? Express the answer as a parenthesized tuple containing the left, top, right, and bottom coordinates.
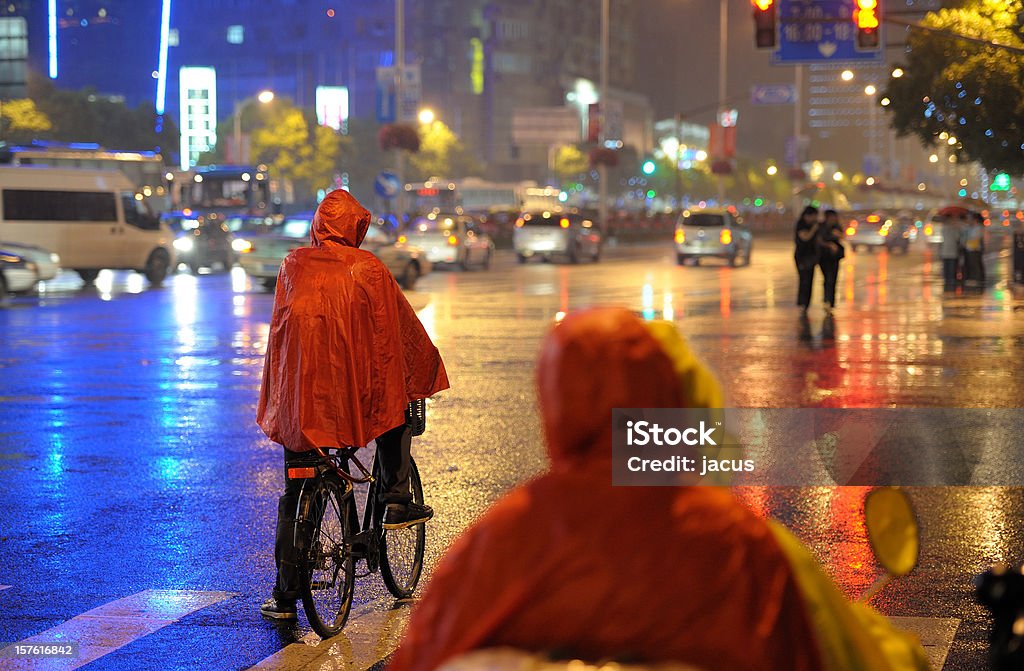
(0, 642, 79, 658)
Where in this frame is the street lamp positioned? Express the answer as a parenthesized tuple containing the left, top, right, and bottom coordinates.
(766, 165, 778, 176)
(841, 69, 855, 82)
(233, 89, 274, 164)
(418, 108, 435, 125)
(864, 84, 876, 96)
(891, 68, 904, 78)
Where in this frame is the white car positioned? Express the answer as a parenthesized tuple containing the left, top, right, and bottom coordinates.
(238, 213, 432, 290)
(405, 213, 494, 269)
(0, 249, 39, 295)
(0, 241, 60, 281)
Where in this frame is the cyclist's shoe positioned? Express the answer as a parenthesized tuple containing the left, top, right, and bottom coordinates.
(383, 502, 433, 529)
(260, 596, 297, 620)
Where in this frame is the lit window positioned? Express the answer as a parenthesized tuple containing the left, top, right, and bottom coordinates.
(227, 25, 244, 45)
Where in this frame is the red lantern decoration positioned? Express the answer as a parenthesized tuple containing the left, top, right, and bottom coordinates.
(378, 124, 421, 153)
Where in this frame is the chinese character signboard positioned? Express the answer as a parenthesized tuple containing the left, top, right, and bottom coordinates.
(773, 0, 883, 65)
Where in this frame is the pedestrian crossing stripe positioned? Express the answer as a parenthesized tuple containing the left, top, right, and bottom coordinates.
(249, 599, 411, 670)
(0, 589, 232, 671)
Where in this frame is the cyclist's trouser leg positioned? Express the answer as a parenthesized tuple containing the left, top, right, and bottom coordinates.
(376, 423, 412, 505)
(274, 448, 314, 600)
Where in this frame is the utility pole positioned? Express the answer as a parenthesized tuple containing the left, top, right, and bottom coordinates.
(395, 0, 406, 222)
(599, 0, 610, 237)
(716, 0, 727, 205)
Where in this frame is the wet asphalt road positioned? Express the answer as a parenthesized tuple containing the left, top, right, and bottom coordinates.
(0, 233, 1022, 670)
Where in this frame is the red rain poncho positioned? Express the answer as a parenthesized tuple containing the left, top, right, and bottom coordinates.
(257, 190, 448, 452)
(390, 308, 823, 671)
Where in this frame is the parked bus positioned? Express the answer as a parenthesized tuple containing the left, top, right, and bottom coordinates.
(0, 141, 172, 211)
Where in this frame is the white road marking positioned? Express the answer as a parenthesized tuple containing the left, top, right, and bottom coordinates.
(0, 586, 10, 592)
(249, 598, 412, 671)
(0, 589, 232, 670)
(890, 616, 960, 670)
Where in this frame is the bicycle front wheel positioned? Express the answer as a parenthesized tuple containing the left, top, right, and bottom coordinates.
(299, 477, 355, 637)
(380, 457, 426, 599)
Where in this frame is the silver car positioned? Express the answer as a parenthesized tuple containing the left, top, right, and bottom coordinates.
(405, 214, 494, 270)
(237, 213, 431, 290)
(0, 241, 60, 282)
(0, 249, 38, 296)
(674, 209, 752, 266)
(513, 210, 602, 263)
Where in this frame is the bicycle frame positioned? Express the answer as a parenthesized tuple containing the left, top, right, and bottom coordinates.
(292, 446, 389, 572)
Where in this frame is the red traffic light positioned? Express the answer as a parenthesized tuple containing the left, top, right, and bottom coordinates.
(752, 0, 776, 49)
(854, 0, 881, 49)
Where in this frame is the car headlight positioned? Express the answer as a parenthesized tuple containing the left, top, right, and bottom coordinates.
(49, 253, 61, 264)
(173, 237, 195, 252)
(232, 238, 253, 253)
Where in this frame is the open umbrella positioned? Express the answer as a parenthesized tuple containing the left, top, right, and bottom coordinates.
(937, 205, 970, 218)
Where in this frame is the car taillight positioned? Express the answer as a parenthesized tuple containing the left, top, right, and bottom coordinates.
(720, 229, 732, 245)
(674, 229, 685, 244)
(447, 235, 458, 246)
(560, 218, 570, 229)
(924, 225, 933, 236)
(846, 226, 856, 236)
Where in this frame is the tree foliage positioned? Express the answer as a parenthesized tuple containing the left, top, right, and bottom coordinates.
(248, 100, 345, 200)
(407, 120, 482, 181)
(553, 144, 589, 182)
(883, 0, 1024, 175)
(0, 99, 52, 143)
(22, 72, 178, 159)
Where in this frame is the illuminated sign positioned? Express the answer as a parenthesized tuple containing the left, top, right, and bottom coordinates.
(47, 0, 57, 78)
(156, 0, 172, 113)
(178, 67, 217, 170)
(470, 38, 484, 95)
(315, 86, 349, 133)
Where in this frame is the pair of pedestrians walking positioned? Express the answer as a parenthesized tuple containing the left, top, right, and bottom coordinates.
(795, 206, 846, 313)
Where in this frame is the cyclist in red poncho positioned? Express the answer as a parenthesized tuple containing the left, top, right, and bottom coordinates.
(256, 189, 448, 620)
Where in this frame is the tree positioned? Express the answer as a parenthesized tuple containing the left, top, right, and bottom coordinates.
(884, 0, 1024, 175)
(407, 119, 482, 181)
(0, 99, 52, 143)
(553, 144, 589, 183)
(24, 72, 178, 160)
(249, 101, 344, 201)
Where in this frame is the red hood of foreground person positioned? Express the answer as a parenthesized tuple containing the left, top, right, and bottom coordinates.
(389, 308, 823, 671)
(257, 190, 448, 451)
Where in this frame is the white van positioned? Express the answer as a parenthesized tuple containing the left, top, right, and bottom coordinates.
(0, 166, 175, 285)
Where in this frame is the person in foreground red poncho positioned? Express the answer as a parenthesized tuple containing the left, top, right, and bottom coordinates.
(389, 307, 824, 671)
(256, 189, 448, 620)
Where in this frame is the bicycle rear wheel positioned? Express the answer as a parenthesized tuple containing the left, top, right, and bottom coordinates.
(380, 458, 426, 599)
(298, 477, 355, 637)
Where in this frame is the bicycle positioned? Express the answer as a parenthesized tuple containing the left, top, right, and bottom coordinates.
(289, 400, 427, 637)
